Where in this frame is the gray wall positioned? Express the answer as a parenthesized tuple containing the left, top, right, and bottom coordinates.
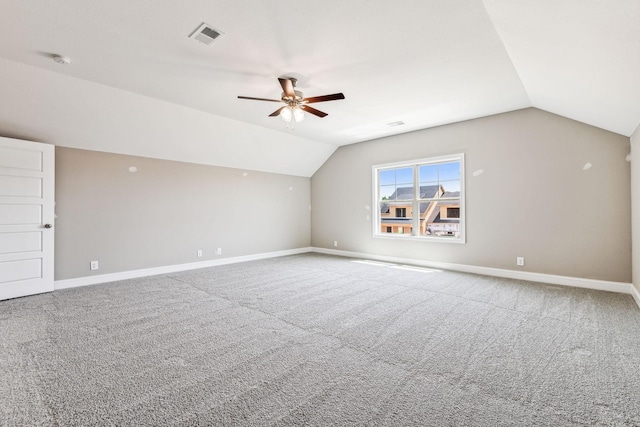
(55, 147, 310, 280)
(631, 124, 640, 293)
(311, 108, 631, 283)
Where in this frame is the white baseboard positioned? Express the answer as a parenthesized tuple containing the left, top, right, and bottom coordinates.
(311, 247, 636, 298)
(631, 284, 640, 309)
(54, 245, 640, 310)
(55, 247, 313, 290)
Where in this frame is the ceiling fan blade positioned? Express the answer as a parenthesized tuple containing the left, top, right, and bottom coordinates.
(269, 106, 286, 117)
(238, 96, 282, 102)
(278, 78, 296, 98)
(301, 105, 328, 118)
(303, 93, 345, 103)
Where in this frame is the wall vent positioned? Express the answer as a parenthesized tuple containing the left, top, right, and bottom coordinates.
(189, 23, 224, 46)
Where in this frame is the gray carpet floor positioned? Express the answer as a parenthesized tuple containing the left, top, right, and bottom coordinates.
(2, 253, 640, 426)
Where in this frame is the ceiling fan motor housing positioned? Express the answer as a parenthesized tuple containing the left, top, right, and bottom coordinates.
(282, 90, 304, 103)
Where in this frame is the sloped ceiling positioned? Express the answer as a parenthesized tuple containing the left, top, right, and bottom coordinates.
(0, 0, 637, 177)
(484, 0, 640, 137)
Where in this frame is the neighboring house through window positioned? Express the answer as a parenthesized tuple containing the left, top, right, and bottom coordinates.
(446, 207, 460, 218)
(374, 154, 464, 242)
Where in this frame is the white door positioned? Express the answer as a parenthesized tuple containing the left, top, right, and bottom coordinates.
(0, 137, 55, 300)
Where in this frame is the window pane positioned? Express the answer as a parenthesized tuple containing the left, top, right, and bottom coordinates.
(380, 202, 412, 235)
(380, 167, 415, 201)
(418, 184, 441, 200)
(395, 184, 414, 200)
(380, 201, 390, 213)
(419, 201, 436, 235)
(440, 179, 460, 195)
(420, 162, 460, 184)
(379, 169, 396, 186)
(395, 167, 413, 185)
(438, 162, 460, 181)
(419, 161, 461, 199)
(419, 164, 438, 183)
(420, 200, 461, 237)
(380, 185, 396, 200)
(425, 200, 461, 238)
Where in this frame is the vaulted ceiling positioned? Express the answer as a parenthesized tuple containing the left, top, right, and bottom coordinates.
(0, 0, 638, 176)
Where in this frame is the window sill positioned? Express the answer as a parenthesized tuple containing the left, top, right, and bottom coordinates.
(373, 233, 466, 244)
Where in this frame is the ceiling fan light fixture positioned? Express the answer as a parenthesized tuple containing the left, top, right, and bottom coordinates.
(280, 105, 305, 123)
(280, 106, 293, 122)
(293, 106, 305, 122)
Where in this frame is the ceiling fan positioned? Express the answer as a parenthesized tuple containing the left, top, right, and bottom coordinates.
(238, 77, 345, 123)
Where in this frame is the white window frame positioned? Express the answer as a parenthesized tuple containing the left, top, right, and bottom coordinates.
(372, 153, 465, 243)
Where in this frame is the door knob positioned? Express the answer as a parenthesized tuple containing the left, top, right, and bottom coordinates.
(44, 224, 53, 229)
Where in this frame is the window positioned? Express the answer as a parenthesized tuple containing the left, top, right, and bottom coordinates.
(374, 154, 464, 242)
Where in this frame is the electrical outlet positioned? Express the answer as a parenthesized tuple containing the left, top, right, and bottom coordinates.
(216, 248, 222, 255)
(197, 249, 203, 257)
(90, 260, 99, 271)
(333, 241, 338, 247)
(516, 257, 525, 266)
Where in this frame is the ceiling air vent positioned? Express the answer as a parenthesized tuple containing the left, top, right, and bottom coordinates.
(189, 23, 224, 46)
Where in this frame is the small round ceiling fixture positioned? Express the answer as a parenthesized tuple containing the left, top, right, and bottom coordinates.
(52, 55, 71, 65)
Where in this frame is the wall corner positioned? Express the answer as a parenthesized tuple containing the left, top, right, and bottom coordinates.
(630, 123, 640, 299)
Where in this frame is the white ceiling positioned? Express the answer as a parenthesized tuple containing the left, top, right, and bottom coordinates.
(0, 0, 638, 176)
